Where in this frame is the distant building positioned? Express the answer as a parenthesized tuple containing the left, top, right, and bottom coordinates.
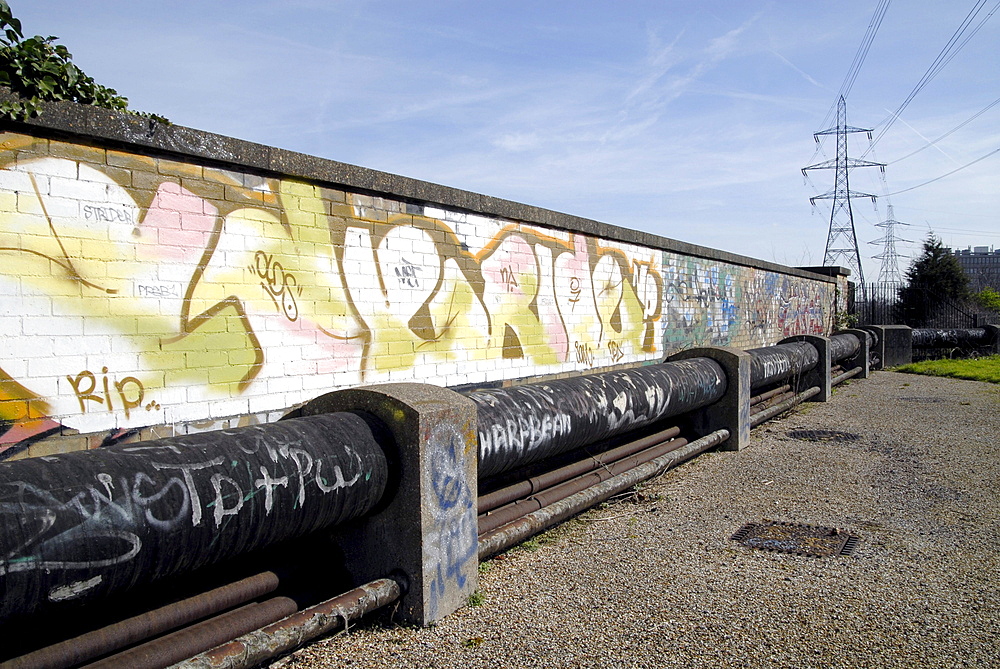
(949, 245, 1000, 290)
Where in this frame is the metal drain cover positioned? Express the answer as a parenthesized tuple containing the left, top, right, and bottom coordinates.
(787, 429, 861, 442)
(731, 521, 860, 557)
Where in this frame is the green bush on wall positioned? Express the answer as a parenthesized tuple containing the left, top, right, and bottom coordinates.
(0, 1, 165, 122)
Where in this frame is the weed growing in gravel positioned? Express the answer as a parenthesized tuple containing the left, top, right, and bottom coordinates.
(467, 591, 485, 607)
(518, 538, 541, 552)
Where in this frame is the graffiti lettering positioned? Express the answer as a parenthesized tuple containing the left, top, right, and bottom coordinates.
(137, 283, 180, 298)
(67, 368, 157, 418)
(394, 259, 422, 288)
(575, 341, 595, 366)
(251, 250, 301, 322)
(83, 204, 136, 224)
(568, 276, 582, 308)
(499, 266, 519, 292)
(607, 340, 624, 362)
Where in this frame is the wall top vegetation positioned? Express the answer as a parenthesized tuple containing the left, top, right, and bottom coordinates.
(0, 88, 834, 284)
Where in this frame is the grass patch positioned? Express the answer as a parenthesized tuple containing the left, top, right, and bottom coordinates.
(896, 355, 1000, 384)
(467, 591, 485, 607)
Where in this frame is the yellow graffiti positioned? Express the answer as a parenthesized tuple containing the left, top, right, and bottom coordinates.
(0, 131, 667, 449)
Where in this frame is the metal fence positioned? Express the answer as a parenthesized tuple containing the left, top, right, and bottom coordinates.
(853, 282, 999, 328)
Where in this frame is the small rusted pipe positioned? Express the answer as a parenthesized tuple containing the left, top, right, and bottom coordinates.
(749, 387, 821, 428)
(478, 429, 729, 560)
(749, 391, 795, 418)
(749, 384, 791, 407)
(831, 366, 863, 386)
(82, 598, 298, 669)
(478, 436, 688, 535)
(2, 571, 281, 669)
(174, 578, 402, 669)
(478, 425, 681, 513)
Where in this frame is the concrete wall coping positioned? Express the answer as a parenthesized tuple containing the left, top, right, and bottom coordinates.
(0, 88, 836, 283)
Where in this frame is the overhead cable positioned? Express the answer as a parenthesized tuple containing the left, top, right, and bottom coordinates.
(863, 0, 1000, 156)
(818, 0, 892, 131)
(886, 146, 1000, 195)
(888, 94, 1000, 164)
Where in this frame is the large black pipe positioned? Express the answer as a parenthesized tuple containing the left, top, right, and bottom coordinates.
(0, 413, 388, 625)
(745, 342, 818, 390)
(469, 358, 726, 479)
(912, 328, 989, 348)
(830, 333, 860, 363)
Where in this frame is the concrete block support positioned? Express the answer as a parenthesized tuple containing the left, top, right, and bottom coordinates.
(667, 347, 751, 451)
(872, 325, 913, 367)
(836, 328, 871, 378)
(779, 335, 831, 402)
(298, 383, 479, 626)
(985, 324, 1000, 354)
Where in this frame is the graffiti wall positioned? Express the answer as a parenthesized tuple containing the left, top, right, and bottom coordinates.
(0, 130, 835, 460)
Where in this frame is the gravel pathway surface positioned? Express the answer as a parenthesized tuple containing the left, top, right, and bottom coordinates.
(276, 371, 1000, 668)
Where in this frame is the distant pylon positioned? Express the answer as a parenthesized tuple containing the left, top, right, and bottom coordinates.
(868, 203, 911, 284)
(802, 96, 885, 300)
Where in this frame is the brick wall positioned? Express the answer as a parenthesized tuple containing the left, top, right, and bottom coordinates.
(0, 111, 841, 460)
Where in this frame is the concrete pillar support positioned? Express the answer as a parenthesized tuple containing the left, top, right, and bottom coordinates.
(298, 383, 478, 626)
(985, 324, 1000, 354)
(837, 328, 871, 378)
(667, 346, 751, 451)
(779, 335, 831, 402)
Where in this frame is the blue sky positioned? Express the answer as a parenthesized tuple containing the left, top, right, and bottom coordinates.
(13, 1, 1000, 283)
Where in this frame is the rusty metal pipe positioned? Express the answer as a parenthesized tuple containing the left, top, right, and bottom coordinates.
(749, 384, 791, 407)
(831, 366, 863, 386)
(478, 429, 729, 560)
(478, 435, 688, 535)
(82, 597, 298, 669)
(174, 577, 402, 669)
(1, 571, 281, 669)
(749, 391, 795, 418)
(478, 425, 681, 513)
(749, 387, 821, 428)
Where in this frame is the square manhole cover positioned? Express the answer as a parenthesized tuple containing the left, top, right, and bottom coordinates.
(731, 521, 859, 557)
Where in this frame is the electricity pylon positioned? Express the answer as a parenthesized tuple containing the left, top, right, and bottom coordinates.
(802, 96, 884, 301)
(868, 203, 911, 284)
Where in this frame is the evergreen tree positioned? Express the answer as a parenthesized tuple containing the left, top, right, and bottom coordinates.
(897, 234, 970, 326)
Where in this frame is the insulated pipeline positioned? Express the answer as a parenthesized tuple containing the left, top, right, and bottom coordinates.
(469, 358, 727, 479)
(912, 328, 989, 348)
(746, 342, 819, 390)
(830, 333, 861, 363)
(0, 413, 389, 626)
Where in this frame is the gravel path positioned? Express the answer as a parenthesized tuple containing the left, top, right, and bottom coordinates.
(278, 371, 1000, 669)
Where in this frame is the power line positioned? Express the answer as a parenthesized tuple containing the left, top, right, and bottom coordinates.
(886, 146, 1000, 195)
(818, 0, 892, 130)
(888, 94, 1000, 164)
(862, 0, 1000, 155)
